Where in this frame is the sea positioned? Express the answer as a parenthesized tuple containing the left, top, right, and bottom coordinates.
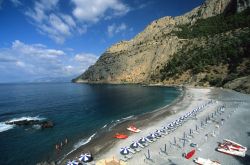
(0, 83, 181, 165)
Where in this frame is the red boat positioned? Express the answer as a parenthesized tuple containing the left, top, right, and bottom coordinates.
(113, 133, 128, 139)
(185, 149, 195, 159)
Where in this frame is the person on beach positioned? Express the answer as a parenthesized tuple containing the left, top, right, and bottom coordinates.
(60, 141, 63, 148)
(55, 144, 60, 153)
(205, 134, 208, 142)
(65, 138, 68, 145)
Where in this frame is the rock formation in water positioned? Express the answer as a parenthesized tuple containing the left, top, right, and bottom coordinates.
(6, 120, 54, 128)
(73, 0, 250, 93)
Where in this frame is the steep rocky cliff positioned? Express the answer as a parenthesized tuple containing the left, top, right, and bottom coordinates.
(73, 0, 250, 93)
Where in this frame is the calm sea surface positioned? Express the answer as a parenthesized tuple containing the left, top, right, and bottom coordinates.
(0, 83, 180, 165)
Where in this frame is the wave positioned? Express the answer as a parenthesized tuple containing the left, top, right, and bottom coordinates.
(122, 115, 135, 120)
(108, 115, 136, 131)
(101, 124, 108, 129)
(59, 132, 96, 163)
(0, 122, 14, 132)
(0, 116, 45, 133)
(73, 133, 96, 149)
(6, 116, 45, 123)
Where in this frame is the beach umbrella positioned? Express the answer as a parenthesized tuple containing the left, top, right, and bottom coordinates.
(155, 129, 162, 135)
(150, 133, 157, 138)
(79, 153, 93, 163)
(172, 121, 177, 127)
(160, 129, 166, 134)
(120, 147, 130, 155)
(130, 141, 140, 149)
(67, 160, 79, 165)
(139, 137, 147, 144)
(147, 133, 156, 141)
(154, 132, 161, 138)
(177, 119, 182, 124)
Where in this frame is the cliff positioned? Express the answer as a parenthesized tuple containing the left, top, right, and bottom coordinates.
(73, 0, 250, 93)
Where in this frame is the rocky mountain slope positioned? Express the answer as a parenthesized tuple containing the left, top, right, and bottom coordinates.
(73, 0, 250, 93)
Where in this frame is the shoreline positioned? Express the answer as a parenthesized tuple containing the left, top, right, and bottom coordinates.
(95, 87, 250, 165)
(58, 86, 185, 164)
(54, 86, 250, 165)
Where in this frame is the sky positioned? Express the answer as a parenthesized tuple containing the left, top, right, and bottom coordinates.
(0, 0, 204, 83)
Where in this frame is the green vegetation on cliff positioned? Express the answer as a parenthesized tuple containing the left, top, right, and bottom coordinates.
(160, 8, 250, 88)
(173, 8, 250, 38)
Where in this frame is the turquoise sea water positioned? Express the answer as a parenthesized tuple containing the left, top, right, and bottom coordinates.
(0, 83, 180, 165)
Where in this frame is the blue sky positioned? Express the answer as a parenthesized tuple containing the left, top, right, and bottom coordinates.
(0, 0, 204, 83)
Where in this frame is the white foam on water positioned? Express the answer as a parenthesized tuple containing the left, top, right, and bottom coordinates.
(122, 115, 135, 120)
(108, 115, 135, 131)
(73, 133, 96, 149)
(0, 116, 46, 133)
(0, 122, 14, 132)
(101, 124, 108, 129)
(6, 116, 45, 123)
(32, 124, 41, 130)
(60, 132, 97, 163)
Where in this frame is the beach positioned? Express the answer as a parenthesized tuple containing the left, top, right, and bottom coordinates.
(60, 87, 250, 165)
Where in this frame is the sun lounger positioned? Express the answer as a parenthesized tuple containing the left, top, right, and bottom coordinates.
(129, 149, 136, 154)
(135, 148, 141, 152)
(138, 143, 144, 148)
(125, 154, 132, 159)
(120, 156, 128, 162)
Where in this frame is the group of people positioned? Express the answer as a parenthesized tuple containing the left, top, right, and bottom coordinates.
(55, 138, 68, 152)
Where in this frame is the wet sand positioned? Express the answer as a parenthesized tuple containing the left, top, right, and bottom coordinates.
(59, 87, 250, 165)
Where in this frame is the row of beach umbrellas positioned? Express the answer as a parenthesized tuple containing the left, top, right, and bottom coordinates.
(120, 100, 214, 156)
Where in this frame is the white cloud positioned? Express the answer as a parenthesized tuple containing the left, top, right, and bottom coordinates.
(24, 0, 130, 43)
(72, 0, 130, 22)
(25, 0, 77, 43)
(10, 0, 22, 7)
(12, 40, 65, 58)
(0, 40, 98, 82)
(107, 23, 127, 37)
(15, 61, 26, 67)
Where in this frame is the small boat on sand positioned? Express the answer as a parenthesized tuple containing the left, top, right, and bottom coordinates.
(217, 139, 247, 157)
(127, 125, 141, 133)
(114, 133, 128, 139)
(185, 149, 195, 159)
(194, 157, 221, 165)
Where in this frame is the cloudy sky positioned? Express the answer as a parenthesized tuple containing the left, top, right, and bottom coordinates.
(0, 0, 204, 83)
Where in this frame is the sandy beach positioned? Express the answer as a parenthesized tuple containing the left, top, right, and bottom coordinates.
(60, 87, 250, 165)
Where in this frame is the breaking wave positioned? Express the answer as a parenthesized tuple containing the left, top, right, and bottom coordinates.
(0, 116, 45, 133)
(0, 122, 14, 133)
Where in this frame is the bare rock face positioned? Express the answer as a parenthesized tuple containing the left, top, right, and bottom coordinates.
(73, 0, 250, 86)
(41, 121, 54, 128)
(224, 76, 250, 94)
